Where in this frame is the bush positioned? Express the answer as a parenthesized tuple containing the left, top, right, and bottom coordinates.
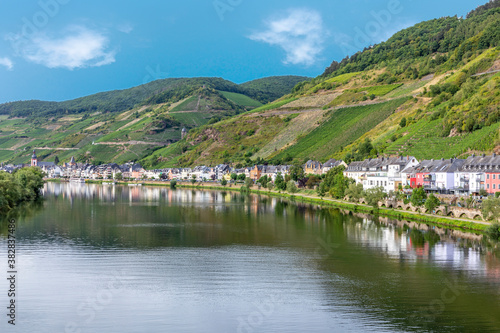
(486, 223, 500, 241)
(170, 180, 177, 189)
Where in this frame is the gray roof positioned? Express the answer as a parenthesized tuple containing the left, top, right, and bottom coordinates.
(346, 156, 417, 172)
(38, 162, 56, 168)
(458, 154, 500, 172)
(305, 160, 322, 169)
(402, 158, 465, 174)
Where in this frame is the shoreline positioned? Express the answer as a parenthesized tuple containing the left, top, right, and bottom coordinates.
(47, 179, 491, 234)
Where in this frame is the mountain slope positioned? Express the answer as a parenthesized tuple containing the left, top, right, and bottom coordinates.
(0, 76, 308, 165)
(140, 1, 500, 168)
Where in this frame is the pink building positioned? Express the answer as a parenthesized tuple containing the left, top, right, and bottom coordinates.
(486, 172, 500, 194)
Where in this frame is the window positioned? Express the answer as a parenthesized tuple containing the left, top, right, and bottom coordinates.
(494, 184, 497, 190)
(494, 174, 497, 180)
(487, 184, 490, 189)
(487, 174, 490, 180)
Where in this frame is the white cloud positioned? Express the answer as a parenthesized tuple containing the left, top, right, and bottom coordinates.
(117, 23, 134, 34)
(19, 26, 116, 70)
(0, 57, 13, 70)
(249, 8, 326, 66)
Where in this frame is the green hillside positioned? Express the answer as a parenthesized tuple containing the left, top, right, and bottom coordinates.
(140, 0, 500, 168)
(272, 98, 409, 163)
(0, 76, 307, 165)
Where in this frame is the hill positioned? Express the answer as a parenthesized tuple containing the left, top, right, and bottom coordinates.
(0, 76, 308, 165)
(140, 0, 500, 168)
(2, 1, 500, 168)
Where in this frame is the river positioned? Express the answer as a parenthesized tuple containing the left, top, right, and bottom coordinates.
(0, 183, 499, 332)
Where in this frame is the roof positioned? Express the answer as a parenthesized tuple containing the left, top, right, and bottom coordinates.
(38, 162, 56, 168)
(402, 158, 466, 174)
(458, 154, 500, 172)
(346, 156, 417, 172)
(305, 160, 322, 169)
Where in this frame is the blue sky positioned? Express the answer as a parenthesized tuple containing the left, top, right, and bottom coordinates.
(0, 0, 486, 103)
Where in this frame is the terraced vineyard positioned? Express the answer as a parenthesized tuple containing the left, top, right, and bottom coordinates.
(220, 91, 262, 109)
(271, 98, 409, 162)
(384, 120, 500, 159)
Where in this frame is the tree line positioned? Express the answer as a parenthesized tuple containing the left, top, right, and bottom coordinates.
(0, 167, 45, 212)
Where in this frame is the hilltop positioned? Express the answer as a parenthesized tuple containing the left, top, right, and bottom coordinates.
(0, 76, 307, 165)
(139, 0, 500, 168)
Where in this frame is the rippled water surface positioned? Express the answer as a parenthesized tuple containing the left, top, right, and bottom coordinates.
(1, 183, 499, 332)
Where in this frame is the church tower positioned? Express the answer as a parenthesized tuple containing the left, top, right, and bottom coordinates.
(31, 150, 38, 167)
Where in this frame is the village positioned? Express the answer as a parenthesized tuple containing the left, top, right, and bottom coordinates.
(1, 150, 499, 197)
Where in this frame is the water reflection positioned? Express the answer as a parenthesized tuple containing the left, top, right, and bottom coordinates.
(0, 183, 498, 332)
(38, 183, 500, 280)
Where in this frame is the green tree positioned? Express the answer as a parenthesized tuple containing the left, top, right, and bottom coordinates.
(0, 172, 21, 210)
(289, 164, 305, 181)
(267, 182, 274, 192)
(482, 197, 500, 221)
(230, 173, 237, 181)
(357, 138, 374, 157)
(191, 175, 197, 184)
(399, 117, 407, 128)
(115, 172, 123, 180)
(237, 174, 246, 181)
(220, 178, 227, 187)
(363, 186, 387, 207)
(258, 175, 269, 188)
(317, 182, 328, 197)
(410, 187, 427, 207)
(425, 193, 441, 212)
(170, 179, 177, 189)
(244, 177, 253, 188)
(275, 172, 286, 191)
(305, 175, 321, 189)
(345, 183, 364, 202)
(14, 167, 44, 201)
(316, 166, 349, 198)
(286, 180, 298, 194)
(479, 189, 488, 197)
(54, 156, 59, 165)
(330, 172, 351, 199)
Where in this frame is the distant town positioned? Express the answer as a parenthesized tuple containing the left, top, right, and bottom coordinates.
(2, 150, 499, 196)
